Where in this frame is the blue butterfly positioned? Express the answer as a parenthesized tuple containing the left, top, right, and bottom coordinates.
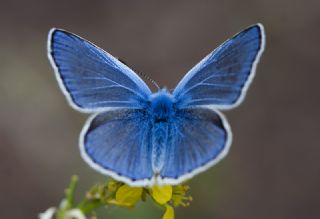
(48, 24, 265, 186)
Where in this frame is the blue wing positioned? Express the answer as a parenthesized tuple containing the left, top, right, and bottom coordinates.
(159, 108, 231, 184)
(80, 109, 154, 186)
(48, 29, 152, 112)
(173, 24, 265, 109)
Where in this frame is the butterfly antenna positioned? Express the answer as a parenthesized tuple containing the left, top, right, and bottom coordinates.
(117, 57, 160, 90)
(138, 72, 160, 90)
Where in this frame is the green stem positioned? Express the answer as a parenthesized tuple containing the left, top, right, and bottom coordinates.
(55, 175, 79, 219)
(78, 200, 104, 214)
(66, 175, 79, 207)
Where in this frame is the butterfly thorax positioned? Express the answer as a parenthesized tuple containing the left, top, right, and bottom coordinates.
(149, 88, 175, 124)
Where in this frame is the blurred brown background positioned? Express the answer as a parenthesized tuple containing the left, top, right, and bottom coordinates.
(1, 0, 319, 218)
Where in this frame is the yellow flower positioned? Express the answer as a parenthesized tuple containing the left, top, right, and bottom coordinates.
(148, 184, 192, 219)
(171, 184, 192, 207)
(85, 179, 192, 219)
(54, 176, 192, 219)
(150, 185, 173, 205)
(86, 180, 143, 208)
(162, 204, 174, 219)
(112, 184, 143, 208)
(149, 185, 174, 219)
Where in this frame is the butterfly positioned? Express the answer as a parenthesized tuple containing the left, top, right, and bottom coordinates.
(47, 24, 265, 187)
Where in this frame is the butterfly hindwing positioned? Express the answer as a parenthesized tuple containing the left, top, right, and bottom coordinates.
(48, 29, 152, 112)
(173, 24, 265, 109)
(158, 108, 231, 184)
(80, 109, 154, 186)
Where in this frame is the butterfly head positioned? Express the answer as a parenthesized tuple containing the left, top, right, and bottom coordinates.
(149, 88, 175, 123)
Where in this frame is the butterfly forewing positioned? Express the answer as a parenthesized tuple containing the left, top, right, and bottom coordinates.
(48, 29, 152, 112)
(173, 24, 265, 109)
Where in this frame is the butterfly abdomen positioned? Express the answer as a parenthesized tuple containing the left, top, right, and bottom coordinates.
(151, 122, 168, 174)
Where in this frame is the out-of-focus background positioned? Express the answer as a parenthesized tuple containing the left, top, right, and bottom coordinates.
(1, 0, 319, 218)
